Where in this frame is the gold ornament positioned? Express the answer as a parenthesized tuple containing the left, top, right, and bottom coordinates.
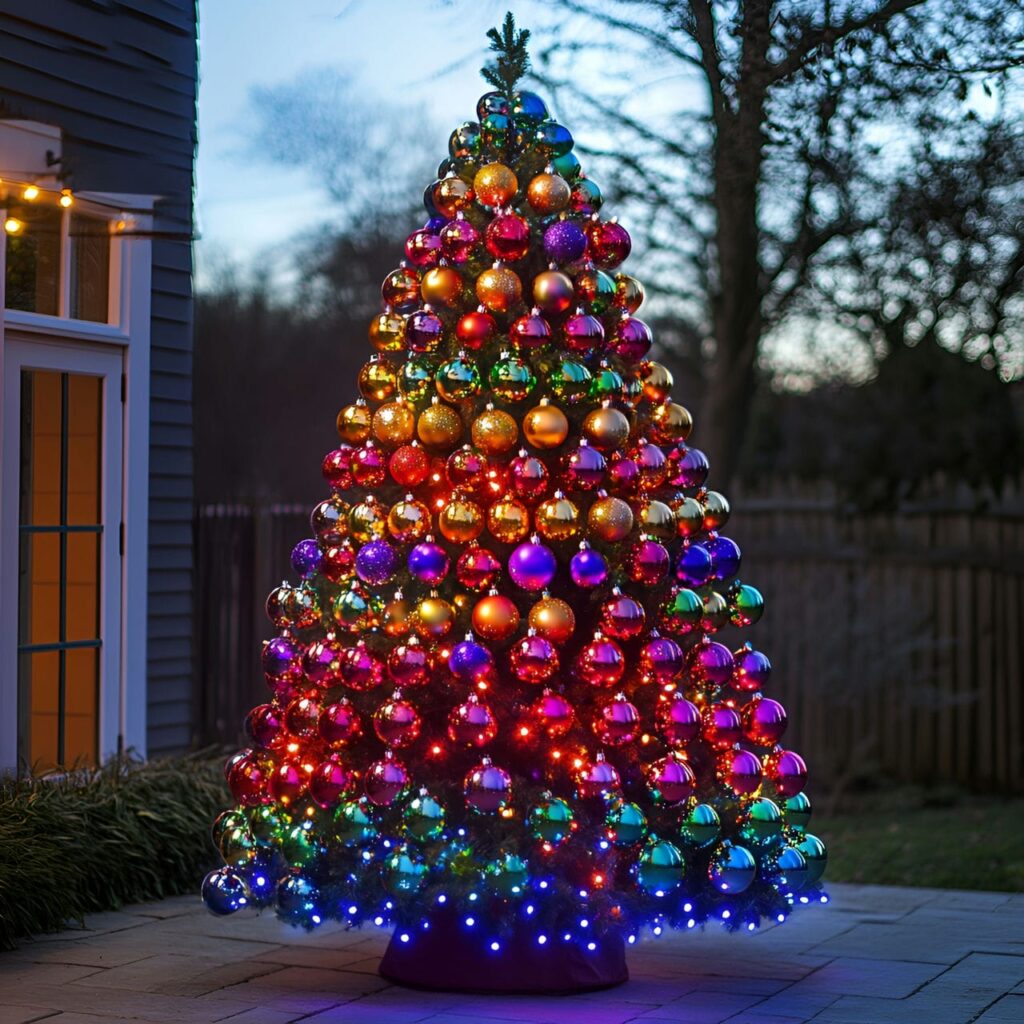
(439, 498, 485, 543)
(488, 496, 530, 544)
(369, 311, 405, 353)
(472, 407, 519, 455)
(650, 402, 693, 444)
(474, 163, 518, 207)
(415, 595, 456, 639)
(422, 266, 464, 307)
(359, 359, 398, 403)
(702, 490, 731, 530)
(383, 596, 413, 637)
(643, 362, 673, 403)
(614, 273, 645, 313)
(336, 402, 371, 444)
(418, 401, 464, 449)
(637, 499, 676, 540)
(528, 596, 575, 643)
(523, 402, 570, 450)
(476, 266, 523, 313)
(372, 401, 416, 447)
(388, 498, 431, 543)
(349, 497, 387, 543)
(434, 176, 474, 216)
(587, 496, 634, 542)
(472, 593, 521, 641)
(702, 591, 730, 631)
(526, 172, 571, 214)
(671, 495, 705, 537)
(536, 494, 580, 542)
(582, 406, 631, 451)
(532, 270, 574, 316)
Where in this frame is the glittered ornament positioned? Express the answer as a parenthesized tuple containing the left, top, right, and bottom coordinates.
(709, 841, 757, 894)
(510, 633, 558, 682)
(472, 407, 518, 454)
(365, 754, 410, 807)
(448, 695, 498, 747)
(544, 219, 588, 263)
(476, 265, 523, 312)
(290, 538, 321, 578)
(418, 402, 464, 448)
(389, 444, 431, 488)
(530, 795, 574, 843)
(657, 693, 702, 746)
(523, 402, 569, 449)
(587, 496, 634, 542)
(474, 162, 518, 206)
(629, 538, 671, 585)
(355, 539, 398, 585)
(528, 596, 575, 643)
(680, 803, 721, 847)
(636, 839, 685, 895)
(532, 269, 575, 315)
(646, 754, 696, 804)
(464, 757, 512, 813)
(595, 694, 641, 745)
(530, 690, 575, 737)
(485, 213, 531, 261)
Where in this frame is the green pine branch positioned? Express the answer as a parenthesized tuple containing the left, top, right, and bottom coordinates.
(481, 12, 531, 97)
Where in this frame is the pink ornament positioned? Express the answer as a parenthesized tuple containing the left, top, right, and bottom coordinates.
(373, 696, 422, 747)
(646, 754, 696, 803)
(742, 697, 788, 745)
(576, 634, 625, 687)
(531, 690, 575, 737)
(601, 593, 646, 639)
(732, 644, 772, 692)
(594, 695, 641, 746)
(283, 695, 320, 738)
(448, 696, 498, 747)
(309, 759, 350, 807)
(628, 538, 671, 585)
(365, 754, 410, 806)
(387, 641, 430, 687)
(576, 753, 621, 798)
(720, 748, 763, 796)
(640, 635, 685, 683)
(464, 758, 512, 812)
(656, 693, 702, 746)
(340, 642, 384, 691)
(687, 639, 736, 686)
(767, 749, 808, 797)
(611, 316, 652, 362)
(303, 637, 346, 688)
(511, 633, 559, 682)
(268, 761, 308, 806)
(245, 704, 284, 749)
(702, 704, 744, 749)
(318, 699, 362, 748)
(322, 446, 354, 490)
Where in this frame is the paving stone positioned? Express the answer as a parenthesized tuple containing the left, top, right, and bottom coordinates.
(736, 989, 840, 1019)
(975, 993, 1024, 1021)
(300, 1008, 433, 1024)
(806, 921, 979, 964)
(778, 956, 946, 998)
(630, 990, 766, 1021)
(214, 1010, 308, 1024)
(0, 962, 102, 990)
(0, 1007, 60, 1024)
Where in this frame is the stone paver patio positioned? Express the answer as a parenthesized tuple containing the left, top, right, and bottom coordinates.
(1, 883, 1022, 1024)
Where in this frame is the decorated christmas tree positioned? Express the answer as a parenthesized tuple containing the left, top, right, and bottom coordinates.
(203, 16, 827, 992)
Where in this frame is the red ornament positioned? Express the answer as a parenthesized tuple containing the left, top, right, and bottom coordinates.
(742, 697, 788, 746)
(456, 545, 502, 590)
(352, 443, 388, 488)
(322, 446, 354, 490)
(268, 761, 309, 806)
(640, 635, 684, 683)
(530, 690, 575, 737)
(373, 696, 422, 747)
(576, 753, 621, 798)
(719, 748, 763, 796)
(446, 446, 488, 492)
(318, 699, 362, 748)
(448, 695, 498, 747)
(284, 694, 320, 738)
(510, 633, 558, 682)
(485, 213, 531, 261)
(576, 634, 625, 688)
(456, 309, 498, 350)
(765, 749, 808, 797)
(390, 444, 431, 487)
(310, 758, 351, 807)
(594, 694, 641, 746)
(628, 538, 671, 585)
(440, 217, 481, 264)
(320, 538, 356, 583)
(387, 640, 430, 687)
(340, 641, 384, 691)
(646, 754, 696, 803)
(365, 754, 410, 806)
(585, 220, 631, 269)
(510, 312, 552, 350)
(303, 637, 345, 687)
(405, 226, 441, 268)
(226, 750, 268, 807)
(509, 453, 549, 501)
(600, 593, 646, 639)
(562, 312, 605, 354)
(464, 758, 513, 812)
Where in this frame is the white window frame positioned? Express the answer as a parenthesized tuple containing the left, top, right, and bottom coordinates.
(0, 121, 155, 772)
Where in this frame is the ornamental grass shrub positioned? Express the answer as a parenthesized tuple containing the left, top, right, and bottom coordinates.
(0, 752, 226, 950)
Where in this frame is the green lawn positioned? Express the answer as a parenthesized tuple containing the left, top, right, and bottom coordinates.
(823, 796, 1024, 892)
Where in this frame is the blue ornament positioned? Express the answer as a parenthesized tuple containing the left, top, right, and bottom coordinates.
(355, 539, 397, 585)
(508, 540, 557, 591)
(543, 220, 588, 264)
(536, 121, 574, 157)
(449, 638, 494, 682)
(768, 846, 809, 891)
(708, 535, 741, 580)
(276, 873, 319, 918)
(425, 215, 447, 233)
(708, 841, 757, 894)
(408, 541, 450, 585)
(513, 90, 548, 123)
(290, 538, 322, 579)
(201, 868, 249, 916)
(570, 547, 607, 588)
(674, 541, 712, 587)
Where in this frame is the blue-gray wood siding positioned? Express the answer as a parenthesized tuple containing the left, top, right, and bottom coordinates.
(0, 0, 197, 754)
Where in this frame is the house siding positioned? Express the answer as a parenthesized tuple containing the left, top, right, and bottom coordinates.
(0, 1, 197, 756)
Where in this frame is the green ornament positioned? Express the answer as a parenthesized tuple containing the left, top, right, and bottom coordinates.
(548, 357, 592, 403)
(282, 822, 320, 868)
(449, 121, 482, 160)
(446, 845, 483, 884)
(784, 792, 812, 831)
(480, 112, 511, 151)
(489, 356, 536, 402)
(680, 803, 721, 848)
(487, 852, 529, 897)
(247, 806, 285, 845)
(796, 834, 827, 886)
(333, 799, 377, 846)
(435, 357, 481, 402)
(636, 838, 685, 895)
(660, 588, 703, 634)
(384, 847, 428, 895)
(740, 797, 783, 846)
(606, 801, 647, 846)
(550, 151, 582, 181)
(212, 809, 248, 850)
(575, 268, 616, 315)
(399, 356, 436, 403)
(219, 825, 257, 868)
(589, 365, 624, 401)
(404, 792, 446, 842)
(331, 583, 378, 631)
(729, 583, 765, 627)
(769, 845, 809, 892)
(529, 796, 574, 844)
(621, 372, 644, 405)
(708, 841, 757, 894)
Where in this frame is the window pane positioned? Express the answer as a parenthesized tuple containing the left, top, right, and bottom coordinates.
(5, 203, 61, 315)
(21, 650, 60, 772)
(66, 374, 103, 525)
(20, 370, 63, 527)
(64, 647, 99, 767)
(19, 531, 61, 646)
(69, 215, 110, 323)
(66, 532, 100, 642)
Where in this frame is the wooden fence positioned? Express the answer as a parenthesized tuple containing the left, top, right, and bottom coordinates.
(195, 482, 1024, 793)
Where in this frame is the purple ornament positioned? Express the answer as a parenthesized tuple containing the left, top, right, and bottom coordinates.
(564, 443, 606, 490)
(708, 535, 741, 580)
(290, 538, 322, 579)
(689, 640, 735, 686)
(543, 220, 588, 264)
(508, 540, 558, 591)
(563, 312, 605, 354)
(570, 547, 608, 588)
(641, 636, 685, 682)
(405, 309, 444, 352)
(262, 635, 302, 683)
(611, 317, 652, 362)
(669, 446, 710, 489)
(407, 541, 450, 585)
(355, 539, 397, 585)
(675, 541, 713, 587)
(732, 645, 772, 692)
(629, 538, 671, 584)
(449, 639, 495, 682)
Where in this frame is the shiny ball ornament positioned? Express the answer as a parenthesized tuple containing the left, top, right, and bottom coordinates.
(606, 801, 647, 845)
(729, 582, 764, 627)
(449, 447, 489, 493)
(614, 273, 645, 314)
(476, 265, 523, 312)
(457, 309, 498, 350)
(438, 495, 485, 544)
(669, 444, 710, 490)
(635, 451, 670, 497)
(418, 402, 463, 449)
(651, 403, 694, 445)
(564, 442, 606, 490)
(642, 361, 673, 403)
(611, 317, 653, 362)
(646, 755, 696, 804)
(636, 839, 685, 895)
(245, 704, 284, 749)
(701, 590, 731, 632)
(404, 792, 446, 842)
(449, 120, 482, 160)
(510, 633, 558, 683)
(797, 834, 828, 886)
(320, 539, 357, 583)
(523, 403, 569, 449)
(588, 363, 624, 401)
(433, 176, 474, 217)
(340, 642, 384, 691)
(382, 266, 421, 311)
(721, 748, 764, 796)
(310, 497, 349, 539)
(563, 312, 605, 354)
(407, 541, 450, 585)
(576, 753, 621, 798)
(448, 696, 498, 747)
(262, 635, 302, 686)
(689, 639, 736, 686)
(660, 587, 704, 635)
(351, 444, 388, 489)
(331, 583, 379, 633)
(587, 496, 634, 542)
(323, 445, 354, 489)
(355, 539, 398, 585)
(472, 592, 520, 641)
(510, 311, 552, 350)
(464, 758, 512, 813)
(529, 596, 575, 643)
(548, 357, 592, 403)
(575, 268, 617, 314)
(536, 494, 579, 541)
(405, 225, 441, 268)
(383, 595, 413, 637)
(535, 120, 574, 157)
(740, 797, 783, 846)
(785, 792, 813, 831)
(709, 842, 757, 894)
(551, 149, 582, 180)
(373, 696, 422, 747)
(387, 497, 430, 543)
(543, 219, 588, 264)
(399, 356, 436, 402)
(369, 311, 406, 353)
(583, 407, 630, 451)
(449, 637, 495, 682)
(680, 803, 721, 848)
(439, 221, 479, 270)
(477, 91, 510, 119)
(570, 177, 602, 215)
(485, 213, 531, 261)
(405, 308, 445, 352)
(389, 444, 431, 488)
(601, 593, 646, 639)
(570, 545, 608, 588)
(595, 694, 641, 746)
(365, 755, 410, 807)
(530, 796, 574, 843)
(488, 853, 529, 897)
(226, 751, 268, 807)
(480, 111, 512, 150)
(302, 637, 345, 688)
(527, 172, 571, 213)
(268, 761, 309, 806)
(310, 759, 351, 808)
(702, 490, 731, 530)
(384, 848, 428, 895)
(508, 539, 557, 591)
(202, 868, 249, 916)
(488, 496, 530, 543)
(359, 359, 398, 402)
(421, 266, 464, 307)
(531, 690, 575, 737)
(472, 407, 518, 455)
(585, 219, 631, 269)
(743, 697, 788, 746)
(276, 874, 319, 920)
(457, 545, 502, 590)
(657, 693, 702, 746)
(732, 644, 772, 692)
(333, 799, 378, 845)
(765, 749, 809, 797)
(435, 357, 481, 401)
(702, 704, 743, 749)
(387, 641, 430, 688)
(576, 634, 625, 687)
(474, 162, 518, 206)
(606, 452, 640, 492)
(284, 695, 320, 738)
(709, 535, 742, 580)
(489, 356, 536, 401)
(508, 453, 548, 501)
(629, 538, 671, 585)
(532, 270, 575, 316)
(768, 845, 810, 891)
(318, 699, 361, 748)
(413, 594, 457, 639)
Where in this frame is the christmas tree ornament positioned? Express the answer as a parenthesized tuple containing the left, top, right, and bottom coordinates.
(508, 538, 558, 591)
(680, 803, 721, 848)
(729, 582, 765, 626)
(720, 748, 764, 796)
(485, 213, 531, 261)
(582, 407, 630, 451)
(464, 757, 512, 812)
(355, 539, 399, 585)
(487, 495, 530, 543)
(333, 798, 378, 845)
(576, 752, 621, 798)
(570, 544, 609, 587)
(564, 441, 606, 490)
(268, 761, 309, 806)
(510, 311, 552, 350)
(337, 640, 383, 690)
(739, 797, 783, 846)
(474, 162, 518, 206)
(457, 545, 503, 590)
(765, 749, 809, 797)
(385, 847, 429, 895)
(476, 265, 523, 312)
(660, 587, 704, 634)
(457, 308, 498, 350)
(628, 538, 671, 585)
(318, 699, 362, 748)
(701, 490, 731, 530)
(535, 493, 579, 541)
(449, 637, 496, 682)
(544, 219, 588, 263)
(570, 178, 603, 215)
(527, 171, 571, 213)
(784, 792, 813, 830)
(532, 269, 575, 315)
(406, 225, 442, 268)
(585, 219, 631, 269)
(290, 538, 322, 578)
(523, 401, 569, 449)
(651, 403, 693, 445)
(488, 853, 530, 896)
(577, 634, 625, 687)
(365, 753, 410, 807)
(688, 639, 736, 686)
(766, 845, 809, 891)
(359, 358, 398, 402)
(202, 869, 249, 916)
(413, 594, 457, 639)
(708, 535, 742, 580)
(595, 694, 641, 746)
(284, 695, 320, 738)
(369, 311, 406, 353)
(531, 689, 575, 737)
(302, 636, 347, 691)
(614, 273, 645, 313)
(389, 444, 432, 488)
(399, 355, 437, 402)
(702, 704, 743, 749)
(471, 406, 519, 454)
(383, 266, 422, 310)
(374, 695, 422, 747)
(796, 834, 828, 885)
(404, 791, 447, 841)
(418, 402, 464, 449)
(407, 540, 451, 586)
(636, 839, 685, 895)
(601, 592, 646, 639)
(587, 496, 633, 542)
(742, 697, 788, 745)
(530, 795, 574, 843)
(701, 591, 731, 632)
(433, 176, 475, 216)
(606, 801, 647, 845)
(563, 311, 605, 354)
(421, 266, 464, 307)
(611, 317, 652, 362)
(656, 693, 702, 746)
(449, 695, 498, 747)
(528, 595, 575, 643)
(646, 755, 696, 804)
(310, 759, 351, 808)
(471, 592, 520, 640)
(438, 497, 485, 543)
(510, 632, 558, 682)
(436, 356, 482, 401)
(709, 842, 757, 894)
(245, 704, 284, 749)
